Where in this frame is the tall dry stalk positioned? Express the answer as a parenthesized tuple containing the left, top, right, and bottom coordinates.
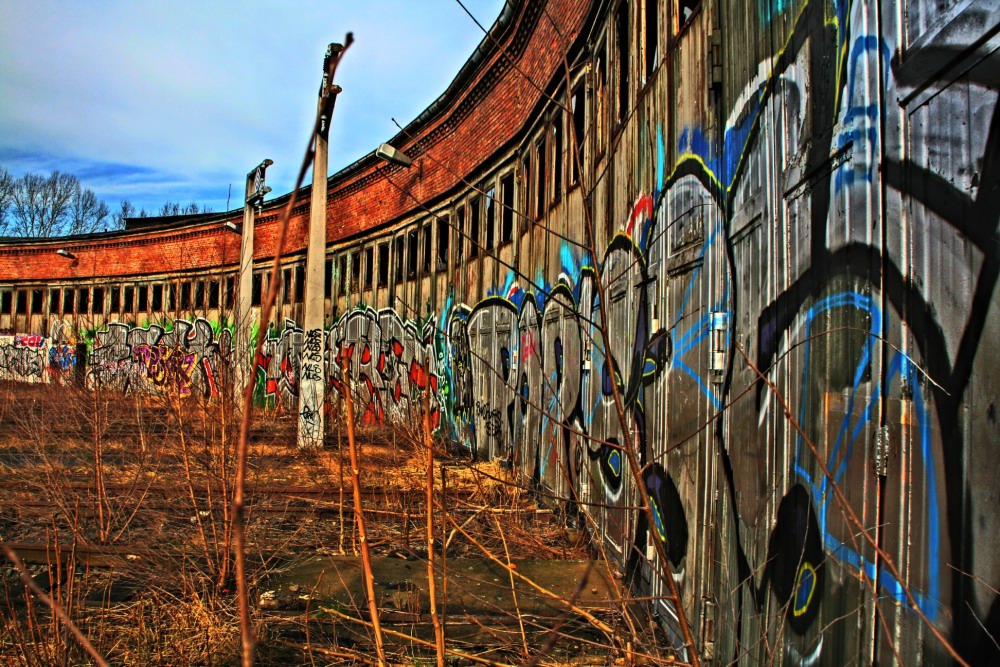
(422, 385, 445, 666)
(340, 360, 386, 665)
(175, 394, 217, 579)
(2, 545, 110, 667)
(230, 34, 353, 666)
(91, 387, 110, 544)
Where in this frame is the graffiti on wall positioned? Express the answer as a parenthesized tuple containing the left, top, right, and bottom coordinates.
(329, 307, 440, 426)
(0, 328, 78, 383)
(249, 310, 442, 428)
(0, 336, 47, 381)
(88, 318, 232, 397)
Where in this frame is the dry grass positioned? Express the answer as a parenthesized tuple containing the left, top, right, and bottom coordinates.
(0, 382, 613, 665)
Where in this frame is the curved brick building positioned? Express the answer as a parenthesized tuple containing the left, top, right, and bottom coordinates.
(2, 0, 999, 662)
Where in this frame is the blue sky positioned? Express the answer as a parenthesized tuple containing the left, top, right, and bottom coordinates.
(0, 0, 506, 216)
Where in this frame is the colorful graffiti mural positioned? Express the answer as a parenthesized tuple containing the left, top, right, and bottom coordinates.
(0, 331, 77, 383)
(88, 318, 232, 398)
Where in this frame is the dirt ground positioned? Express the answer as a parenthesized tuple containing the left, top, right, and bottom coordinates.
(0, 383, 673, 666)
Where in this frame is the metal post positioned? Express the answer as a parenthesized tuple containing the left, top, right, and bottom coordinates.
(236, 160, 271, 405)
(298, 43, 343, 448)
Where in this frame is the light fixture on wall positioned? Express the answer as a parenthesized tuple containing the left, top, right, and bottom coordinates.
(56, 249, 76, 259)
(224, 221, 242, 234)
(376, 143, 413, 168)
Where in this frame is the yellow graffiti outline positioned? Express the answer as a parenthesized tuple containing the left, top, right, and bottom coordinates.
(650, 497, 666, 542)
(792, 560, 818, 616)
(663, 0, 849, 199)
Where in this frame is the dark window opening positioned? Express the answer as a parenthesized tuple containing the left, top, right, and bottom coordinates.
(31, 289, 43, 314)
(535, 138, 546, 217)
(152, 284, 163, 311)
(393, 237, 404, 281)
(226, 277, 235, 309)
(1, 291, 12, 315)
(645, 0, 659, 80)
(436, 217, 449, 269)
(324, 259, 333, 298)
(63, 289, 75, 314)
(209, 281, 220, 308)
(251, 273, 262, 307)
(78, 289, 89, 314)
(469, 197, 481, 258)
(49, 289, 61, 314)
(422, 226, 432, 272)
(571, 85, 586, 185)
(616, 1, 630, 125)
(110, 287, 120, 312)
(282, 268, 292, 304)
(294, 265, 305, 303)
(378, 243, 390, 287)
(501, 173, 514, 244)
(678, 0, 699, 27)
(596, 43, 608, 155)
(407, 231, 418, 278)
(180, 282, 191, 310)
(485, 188, 496, 251)
(123, 286, 135, 313)
(165, 284, 174, 311)
(552, 118, 563, 201)
(455, 210, 465, 265)
(523, 153, 532, 226)
(350, 252, 361, 292)
(364, 247, 374, 288)
(15, 290, 27, 314)
(338, 256, 347, 295)
(93, 287, 104, 315)
(137, 285, 148, 312)
(195, 281, 205, 309)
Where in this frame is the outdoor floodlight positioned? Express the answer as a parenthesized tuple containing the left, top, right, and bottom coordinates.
(224, 221, 242, 234)
(376, 143, 413, 168)
(56, 249, 76, 259)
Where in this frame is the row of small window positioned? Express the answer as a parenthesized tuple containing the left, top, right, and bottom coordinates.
(0, 279, 236, 317)
(585, 0, 701, 160)
(326, 0, 704, 295)
(328, 172, 517, 295)
(515, 0, 701, 219)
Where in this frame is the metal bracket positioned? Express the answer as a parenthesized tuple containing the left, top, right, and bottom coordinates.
(873, 426, 890, 478)
(708, 31, 723, 91)
(710, 311, 728, 377)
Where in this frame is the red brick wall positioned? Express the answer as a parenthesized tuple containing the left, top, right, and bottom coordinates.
(0, 0, 589, 283)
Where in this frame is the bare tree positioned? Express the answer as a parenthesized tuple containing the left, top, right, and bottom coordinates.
(0, 167, 13, 236)
(159, 201, 182, 217)
(157, 201, 213, 216)
(116, 199, 154, 226)
(9, 171, 76, 237)
(4, 170, 116, 237)
(116, 199, 137, 227)
(183, 201, 213, 214)
(67, 187, 112, 235)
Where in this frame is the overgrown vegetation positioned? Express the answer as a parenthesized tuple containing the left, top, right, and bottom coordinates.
(0, 379, 678, 665)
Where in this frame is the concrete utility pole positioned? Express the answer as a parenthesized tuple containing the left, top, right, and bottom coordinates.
(236, 159, 272, 401)
(298, 43, 344, 448)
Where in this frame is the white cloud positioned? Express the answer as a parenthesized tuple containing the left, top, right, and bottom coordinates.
(0, 0, 505, 213)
